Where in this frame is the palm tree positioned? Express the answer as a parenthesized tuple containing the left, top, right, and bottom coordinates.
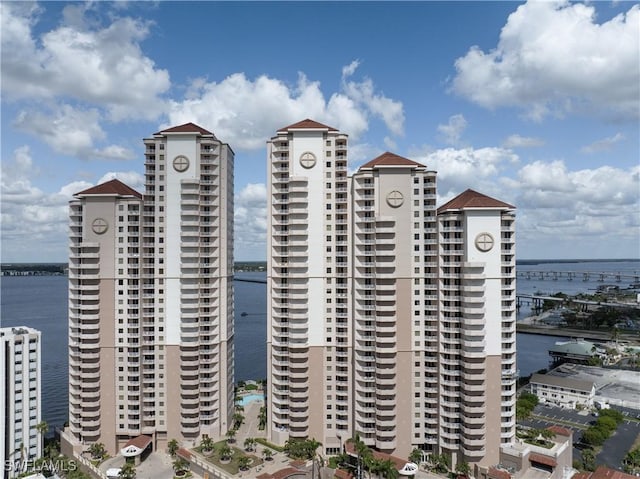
(36, 421, 48, 453)
(263, 448, 274, 461)
(232, 412, 244, 429)
(378, 459, 399, 479)
(226, 428, 237, 443)
(200, 435, 214, 454)
(408, 448, 423, 465)
(244, 437, 256, 451)
(258, 406, 267, 430)
(173, 457, 189, 477)
(456, 461, 472, 478)
(89, 442, 106, 460)
(168, 438, 179, 458)
(219, 444, 233, 461)
(118, 461, 136, 479)
(238, 455, 252, 471)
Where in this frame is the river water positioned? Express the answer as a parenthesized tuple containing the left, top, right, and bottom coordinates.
(1, 259, 637, 429)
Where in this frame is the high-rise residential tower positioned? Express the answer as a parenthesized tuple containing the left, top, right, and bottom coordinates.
(1, 327, 42, 478)
(64, 123, 234, 457)
(266, 119, 516, 471)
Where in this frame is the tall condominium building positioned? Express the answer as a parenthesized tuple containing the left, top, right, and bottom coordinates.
(1, 327, 42, 478)
(266, 119, 516, 471)
(64, 123, 234, 457)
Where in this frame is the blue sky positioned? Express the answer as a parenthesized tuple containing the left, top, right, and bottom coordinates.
(1, 1, 638, 262)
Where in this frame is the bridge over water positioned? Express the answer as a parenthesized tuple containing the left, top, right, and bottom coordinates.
(517, 270, 639, 283)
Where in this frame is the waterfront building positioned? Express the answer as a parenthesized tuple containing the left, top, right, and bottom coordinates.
(266, 119, 517, 471)
(63, 123, 234, 457)
(529, 373, 595, 409)
(0, 327, 42, 478)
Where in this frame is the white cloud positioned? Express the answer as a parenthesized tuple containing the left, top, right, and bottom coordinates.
(341, 62, 405, 136)
(234, 183, 267, 260)
(451, 1, 640, 120)
(0, 2, 170, 120)
(167, 64, 402, 151)
(581, 133, 625, 154)
(502, 134, 545, 149)
(13, 104, 135, 160)
(0, 146, 144, 262)
(437, 114, 467, 146)
(416, 146, 519, 198)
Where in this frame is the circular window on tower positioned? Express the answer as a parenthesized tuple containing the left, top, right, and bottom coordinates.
(299, 151, 317, 169)
(386, 190, 404, 208)
(91, 218, 109, 235)
(173, 155, 190, 172)
(475, 232, 494, 252)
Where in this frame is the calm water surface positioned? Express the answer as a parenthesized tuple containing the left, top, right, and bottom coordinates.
(1, 260, 637, 429)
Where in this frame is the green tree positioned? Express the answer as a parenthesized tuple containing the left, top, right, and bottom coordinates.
(456, 461, 472, 477)
(258, 406, 267, 430)
(118, 462, 136, 479)
(200, 435, 214, 454)
(173, 457, 189, 476)
(168, 439, 179, 458)
(244, 437, 256, 452)
(623, 447, 640, 474)
(238, 455, 252, 471)
(263, 448, 273, 461)
(226, 428, 237, 443)
(581, 449, 596, 472)
(232, 413, 245, 429)
(219, 444, 232, 461)
(36, 421, 48, 453)
(88, 442, 106, 460)
(408, 448, 423, 464)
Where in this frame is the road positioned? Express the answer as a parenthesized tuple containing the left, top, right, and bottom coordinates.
(520, 404, 640, 470)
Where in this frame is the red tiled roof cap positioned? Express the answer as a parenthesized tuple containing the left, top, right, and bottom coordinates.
(529, 453, 557, 468)
(154, 122, 215, 136)
(547, 425, 572, 436)
(277, 118, 338, 132)
(257, 466, 303, 479)
(590, 466, 636, 479)
(122, 435, 152, 450)
(360, 152, 425, 169)
(438, 188, 515, 213)
(176, 447, 192, 459)
(488, 467, 511, 479)
(344, 439, 405, 471)
(335, 469, 355, 479)
(75, 179, 142, 199)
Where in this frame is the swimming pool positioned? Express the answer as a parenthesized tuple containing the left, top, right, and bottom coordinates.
(239, 393, 265, 406)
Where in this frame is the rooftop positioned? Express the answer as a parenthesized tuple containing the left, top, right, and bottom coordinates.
(277, 118, 338, 132)
(530, 373, 595, 392)
(154, 122, 216, 137)
(74, 179, 142, 199)
(438, 188, 515, 213)
(359, 151, 425, 169)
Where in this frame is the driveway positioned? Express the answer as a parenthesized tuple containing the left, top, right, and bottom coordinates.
(100, 452, 181, 479)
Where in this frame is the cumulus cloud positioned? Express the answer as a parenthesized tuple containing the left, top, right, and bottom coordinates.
(437, 114, 467, 146)
(0, 2, 170, 120)
(234, 183, 267, 260)
(451, 1, 640, 120)
(1, 147, 84, 261)
(0, 146, 144, 262)
(581, 133, 625, 154)
(416, 146, 519, 199)
(13, 104, 135, 160)
(166, 63, 403, 151)
(512, 161, 640, 256)
(502, 134, 545, 149)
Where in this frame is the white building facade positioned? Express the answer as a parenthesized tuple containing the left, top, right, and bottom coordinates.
(266, 119, 517, 469)
(1, 327, 42, 478)
(64, 123, 234, 457)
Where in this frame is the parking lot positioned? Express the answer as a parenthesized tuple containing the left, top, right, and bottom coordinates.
(520, 404, 640, 470)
